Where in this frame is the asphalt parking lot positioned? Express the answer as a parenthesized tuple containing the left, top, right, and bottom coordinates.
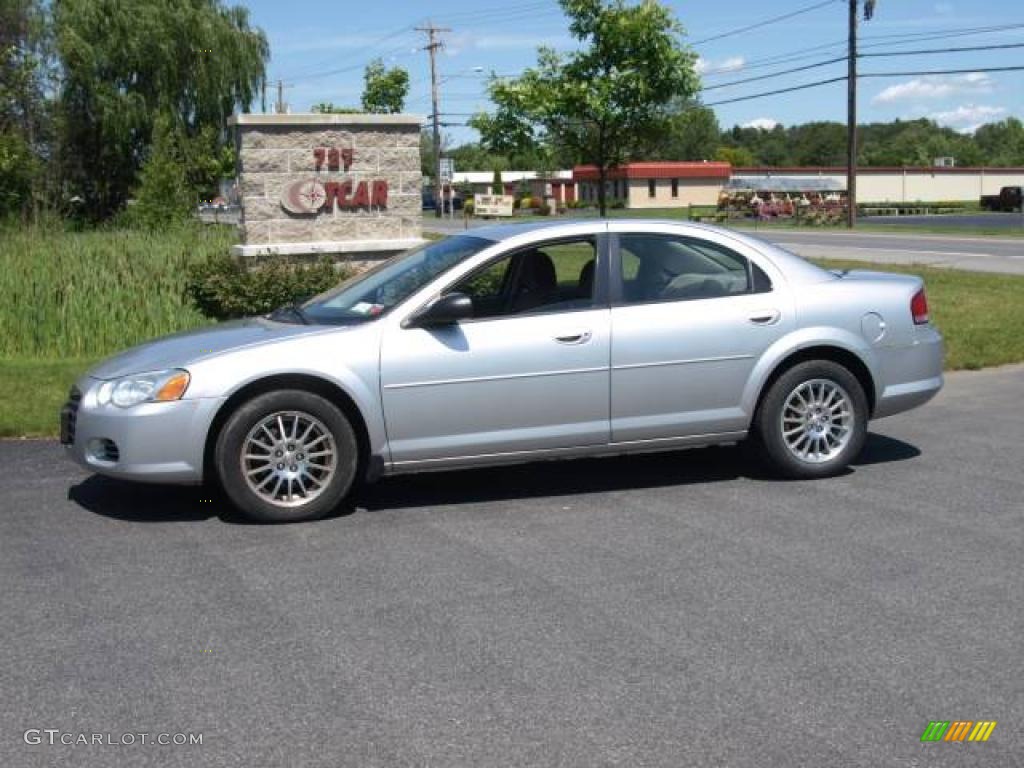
(2, 366, 1021, 767)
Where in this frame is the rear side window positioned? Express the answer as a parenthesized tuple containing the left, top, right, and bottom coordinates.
(618, 234, 771, 304)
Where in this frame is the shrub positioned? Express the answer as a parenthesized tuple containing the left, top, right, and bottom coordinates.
(0, 131, 38, 219)
(519, 195, 534, 209)
(186, 254, 348, 320)
(129, 118, 195, 228)
(537, 203, 552, 216)
(463, 199, 475, 216)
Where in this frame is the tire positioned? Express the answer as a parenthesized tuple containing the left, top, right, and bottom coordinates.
(214, 389, 359, 523)
(753, 360, 868, 479)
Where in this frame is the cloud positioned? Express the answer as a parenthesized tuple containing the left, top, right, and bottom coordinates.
(742, 118, 780, 131)
(872, 73, 994, 104)
(929, 103, 1007, 133)
(696, 56, 745, 75)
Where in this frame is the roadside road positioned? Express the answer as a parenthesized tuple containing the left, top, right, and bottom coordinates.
(424, 217, 1024, 274)
(747, 228, 1024, 275)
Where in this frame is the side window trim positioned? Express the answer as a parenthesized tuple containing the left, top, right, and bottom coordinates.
(428, 232, 611, 324)
(609, 232, 772, 308)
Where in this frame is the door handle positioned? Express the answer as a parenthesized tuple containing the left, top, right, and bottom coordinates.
(554, 330, 592, 345)
(748, 310, 781, 326)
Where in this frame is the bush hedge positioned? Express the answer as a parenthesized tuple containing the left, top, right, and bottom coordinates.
(186, 254, 348, 320)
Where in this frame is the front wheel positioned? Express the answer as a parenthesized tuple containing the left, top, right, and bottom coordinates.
(214, 390, 359, 523)
(754, 360, 868, 479)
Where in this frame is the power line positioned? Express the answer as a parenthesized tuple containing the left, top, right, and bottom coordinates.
(702, 76, 848, 107)
(702, 56, 846, 91)
(860, 41, 1024, 58)
(431, 1, 556, 24)
(701, 40, 848, 77)
(283, 42, 420, 86)
(701, 64, 1024, 107)
(691, 0, 840, 46)
(277, 27, 417, 82)
(860, 21, 1024, 44)
(860, 65, 1024, 77)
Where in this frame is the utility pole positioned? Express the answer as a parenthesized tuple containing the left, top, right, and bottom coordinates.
(846, 0, 858, 229)
(417, 23, 450, 218)
(847, 1, 876, 228)
(276, 79, 285, 114)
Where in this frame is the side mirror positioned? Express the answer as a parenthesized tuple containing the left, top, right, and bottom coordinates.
(408, 292, 474, 327)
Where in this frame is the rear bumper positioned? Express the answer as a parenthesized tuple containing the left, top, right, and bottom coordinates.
(873, 326, 944, 419)
(63, 377, 224, 484)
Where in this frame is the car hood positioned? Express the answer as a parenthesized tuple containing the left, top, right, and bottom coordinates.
(88, 317, 339, 380)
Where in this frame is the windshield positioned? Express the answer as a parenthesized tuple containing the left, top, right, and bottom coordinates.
(301, 235, 493, 325)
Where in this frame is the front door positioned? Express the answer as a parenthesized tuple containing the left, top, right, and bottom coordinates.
(381, 235, 611, 465)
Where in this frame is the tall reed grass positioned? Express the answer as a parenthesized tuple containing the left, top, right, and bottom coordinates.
(1, 223, 234, 358)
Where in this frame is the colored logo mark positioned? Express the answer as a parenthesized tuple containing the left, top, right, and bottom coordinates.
(920, 721, 997, 742)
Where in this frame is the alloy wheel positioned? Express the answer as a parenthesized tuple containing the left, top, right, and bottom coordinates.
(240, 411, 338, 508)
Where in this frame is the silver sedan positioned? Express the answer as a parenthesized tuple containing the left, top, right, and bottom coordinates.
(63, 220, 943, 522)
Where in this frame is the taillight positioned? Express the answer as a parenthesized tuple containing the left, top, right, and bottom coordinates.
(911, 288, 929, 325)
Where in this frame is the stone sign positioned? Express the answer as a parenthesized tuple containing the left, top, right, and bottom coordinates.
(228, 113, 425, 260)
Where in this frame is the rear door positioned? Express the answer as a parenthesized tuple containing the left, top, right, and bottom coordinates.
(609, 228, 794, 443)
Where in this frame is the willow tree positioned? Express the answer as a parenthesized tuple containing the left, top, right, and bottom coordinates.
(55, 0, 268, 219)
(471, 0, 699, 216)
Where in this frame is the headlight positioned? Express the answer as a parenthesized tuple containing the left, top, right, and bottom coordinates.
(96, 370, 191, 408)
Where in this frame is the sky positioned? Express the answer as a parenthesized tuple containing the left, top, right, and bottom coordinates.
(240, 0, 1024, 146)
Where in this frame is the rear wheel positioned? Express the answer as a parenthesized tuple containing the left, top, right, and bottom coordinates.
(215, 390, 358, 522)
(754, 360, 868, 479)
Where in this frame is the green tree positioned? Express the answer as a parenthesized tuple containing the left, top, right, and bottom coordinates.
(714, 146, 754, 167)
(55, 0, 268, 220)
(448, 142, 508, 174)
(1, 0, 53, 218)
(641, 101, 719, 161)
(974, 118, 1024, 166)
(130, 116, 194, 227)
(0, 130, 37, 217)
(472, 0, 699, 215)
(361, 58, 409, 114)
(789, 122, 847, 166)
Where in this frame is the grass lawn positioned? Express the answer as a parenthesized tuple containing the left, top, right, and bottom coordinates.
(0, 358, 99, 438)
(811, 260, 1024, 371)
(4, 260, 1022, 439)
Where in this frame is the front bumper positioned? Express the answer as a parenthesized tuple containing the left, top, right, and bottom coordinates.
(62, 377, 225, 484)
(873, 326, 944, 419)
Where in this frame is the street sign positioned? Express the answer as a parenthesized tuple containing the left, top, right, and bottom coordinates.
(474, 194, 514, 217)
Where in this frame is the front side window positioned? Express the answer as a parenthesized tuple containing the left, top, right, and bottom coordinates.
(302, 235, 492, 324)
(449, 238, 598, 319)
(618, 234, 771, 304)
